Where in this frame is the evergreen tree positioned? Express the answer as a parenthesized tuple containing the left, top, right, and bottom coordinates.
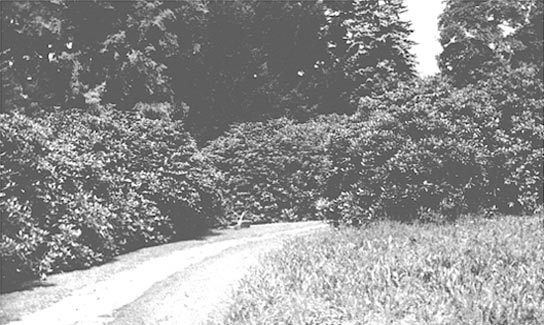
(319, 0, 416, 113)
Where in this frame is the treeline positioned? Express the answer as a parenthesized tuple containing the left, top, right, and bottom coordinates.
(1, 0, 542, 289)
(1, 0, 415, 139)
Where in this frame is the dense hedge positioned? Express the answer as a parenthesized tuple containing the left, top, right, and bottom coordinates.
(323, 65, 543, 224)
(2, 64, 541, 290)
(204, 64, 542, 227)
(204, 117, 347, 224)
(1, 109, 223, 290)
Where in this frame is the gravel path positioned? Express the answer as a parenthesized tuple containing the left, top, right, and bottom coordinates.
(1, 222, 327, 325)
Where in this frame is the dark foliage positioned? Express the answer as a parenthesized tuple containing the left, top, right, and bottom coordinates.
(439, 0, 543, 86)
(324, 65, 543, 225)
(1, 0, 416, 140)
(1, 110, 223, 290)
(204, 117, 347, 224)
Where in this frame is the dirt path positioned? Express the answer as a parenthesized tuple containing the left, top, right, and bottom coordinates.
(1, 221, 328, 325)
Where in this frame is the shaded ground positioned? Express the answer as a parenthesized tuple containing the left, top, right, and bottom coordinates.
(0, 221, 328, 325)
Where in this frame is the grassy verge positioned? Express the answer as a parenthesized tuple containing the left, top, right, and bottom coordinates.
(214, 215, 544, 325)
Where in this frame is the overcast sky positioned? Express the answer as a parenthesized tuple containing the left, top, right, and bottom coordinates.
(401, 0, 445, 76)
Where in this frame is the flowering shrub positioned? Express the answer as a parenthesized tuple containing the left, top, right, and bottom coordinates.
(205, 117, 346, 224)
(1, 109, 223, 290)
(324, 65, 543, 224)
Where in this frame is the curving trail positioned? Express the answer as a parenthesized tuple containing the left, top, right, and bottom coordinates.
(1, 221, 328, 325)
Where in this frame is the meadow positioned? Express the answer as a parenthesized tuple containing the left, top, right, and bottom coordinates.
(217, 215, 544, 325)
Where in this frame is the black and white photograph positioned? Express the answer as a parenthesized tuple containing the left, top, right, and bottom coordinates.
(1, 0, 543, 324)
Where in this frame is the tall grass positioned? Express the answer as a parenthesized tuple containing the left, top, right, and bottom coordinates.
(215, 215, 544, 324)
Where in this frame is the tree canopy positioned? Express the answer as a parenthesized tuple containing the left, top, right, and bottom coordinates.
(438, 0, 543, 86)
(1, 0, 417, 139)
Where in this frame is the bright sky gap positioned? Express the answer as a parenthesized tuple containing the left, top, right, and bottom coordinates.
(402, 0, 445, 76)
